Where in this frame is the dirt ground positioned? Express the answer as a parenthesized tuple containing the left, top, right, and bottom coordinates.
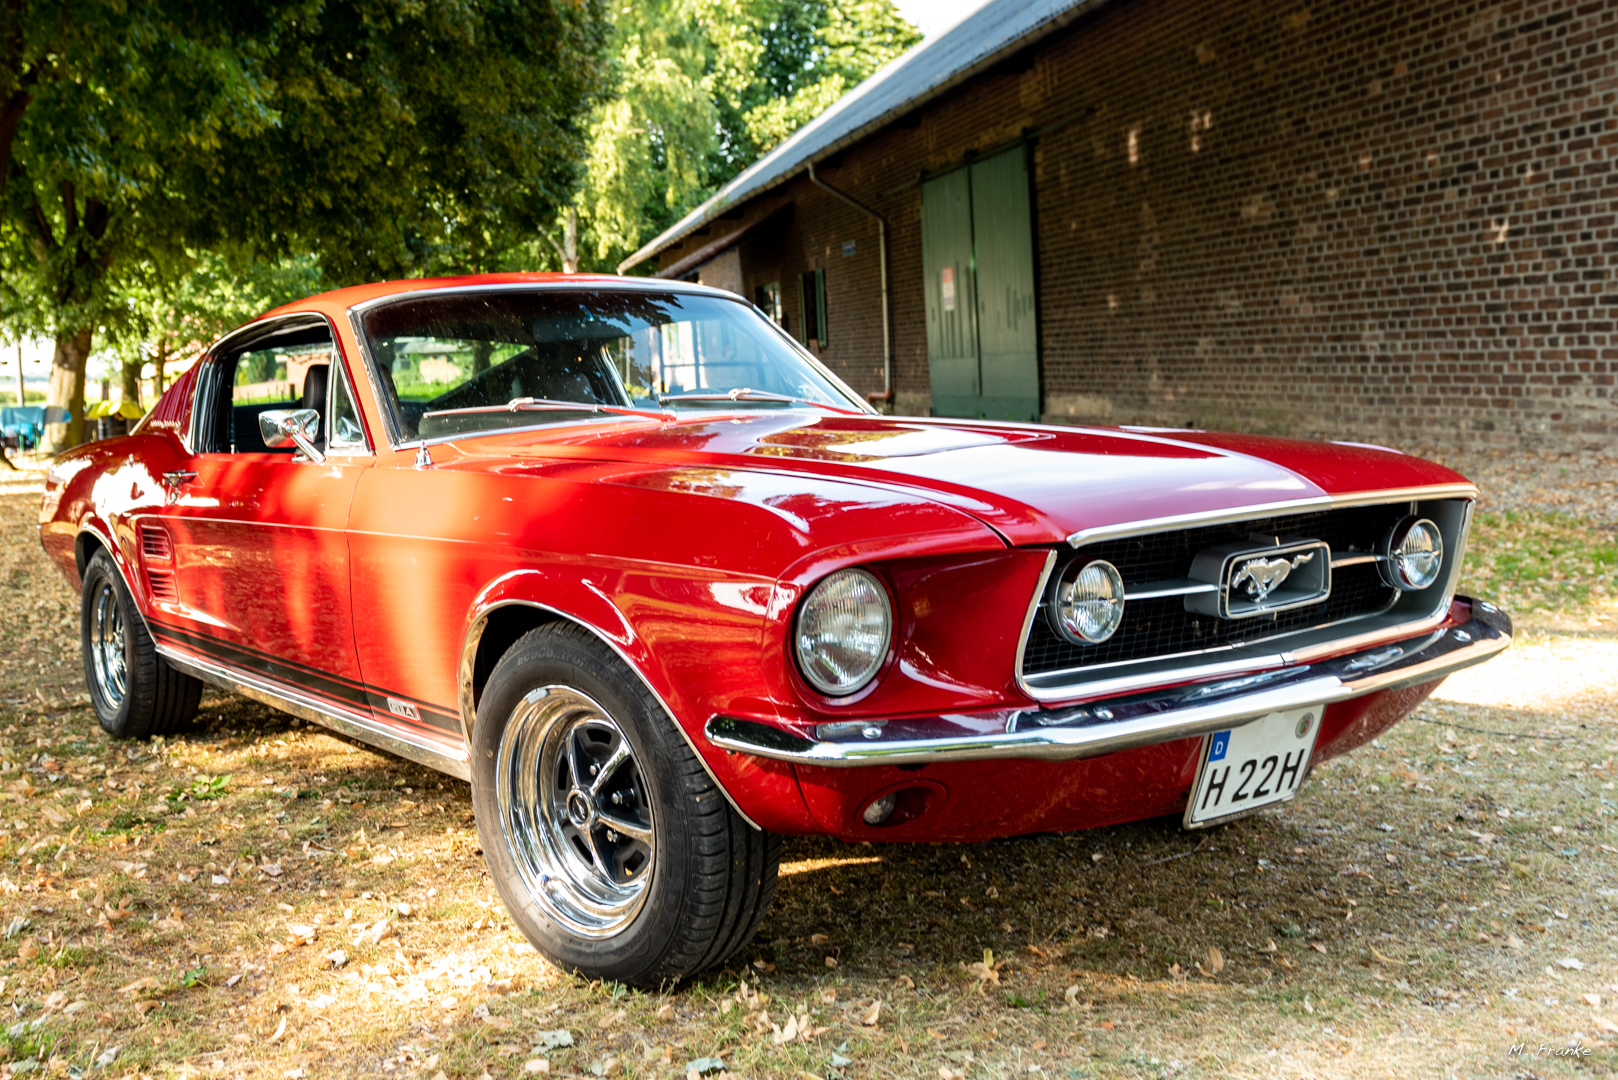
(0, 454, 1614, 1080)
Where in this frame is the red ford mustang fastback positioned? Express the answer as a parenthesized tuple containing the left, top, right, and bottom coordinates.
(40, 274, 1510, 984)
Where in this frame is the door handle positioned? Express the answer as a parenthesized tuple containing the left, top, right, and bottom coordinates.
(161, 470, 198, 486)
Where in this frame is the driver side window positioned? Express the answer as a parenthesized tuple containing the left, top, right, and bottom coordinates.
(201, 320, 338, 454)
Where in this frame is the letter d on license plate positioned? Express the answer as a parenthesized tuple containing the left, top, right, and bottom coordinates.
(1184, 706, 1322, 828)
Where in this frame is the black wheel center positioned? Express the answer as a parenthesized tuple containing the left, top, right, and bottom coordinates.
(567, 790, 595, 828)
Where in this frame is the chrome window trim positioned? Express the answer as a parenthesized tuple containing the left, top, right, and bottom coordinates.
(324, 347, 375, 458)
(1017, 488, 1476, 703)
(345, 281, 874, 452)
(188, 312, 344, 455)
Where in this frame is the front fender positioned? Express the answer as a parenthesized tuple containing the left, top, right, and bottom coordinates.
(456, 571, 819, 834)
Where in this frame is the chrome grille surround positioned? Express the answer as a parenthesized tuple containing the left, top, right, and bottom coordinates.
(1014, 485, 1476, 703)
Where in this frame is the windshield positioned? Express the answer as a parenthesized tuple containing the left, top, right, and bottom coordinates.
(357, 288, 867, 442)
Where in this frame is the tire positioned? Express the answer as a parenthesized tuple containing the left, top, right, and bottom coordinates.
(470, 622, 780, 985)
(80, 548, 202, 738)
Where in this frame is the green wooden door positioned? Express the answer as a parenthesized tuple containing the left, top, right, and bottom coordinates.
(921, 168, 979, 417)
(970, 148, 1039, 420)
(920, 146, 1038, 420)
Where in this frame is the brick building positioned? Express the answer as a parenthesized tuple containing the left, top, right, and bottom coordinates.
(622, 0, 1618, 451)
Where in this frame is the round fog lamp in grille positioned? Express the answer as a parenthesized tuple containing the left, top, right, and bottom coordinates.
(1381, 517, 1443, 591)
(795, 569, 893, 696)
(1050, 559, 1126, 644)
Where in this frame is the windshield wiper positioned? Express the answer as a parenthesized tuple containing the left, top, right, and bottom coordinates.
(657, 388, 867, 416)
(423, 397, 672, 421)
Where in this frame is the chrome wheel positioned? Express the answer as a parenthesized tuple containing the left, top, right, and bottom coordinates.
(90, 582, 128, 707)
(495, 686, 655, 938)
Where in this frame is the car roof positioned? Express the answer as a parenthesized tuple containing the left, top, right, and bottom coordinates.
(260, 272, 743, 321)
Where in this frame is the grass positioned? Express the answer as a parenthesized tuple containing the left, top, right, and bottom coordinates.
(1461, 510, 1618, 626)
(0, 478, 1615, 1078)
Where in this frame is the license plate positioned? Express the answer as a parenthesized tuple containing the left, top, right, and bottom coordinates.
(1184, 706, 1322, 827)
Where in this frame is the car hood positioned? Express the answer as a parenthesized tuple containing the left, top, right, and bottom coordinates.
(451, 412, 1472, 546)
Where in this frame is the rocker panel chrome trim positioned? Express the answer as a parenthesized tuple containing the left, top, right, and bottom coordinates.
(158, 646, 471, 781)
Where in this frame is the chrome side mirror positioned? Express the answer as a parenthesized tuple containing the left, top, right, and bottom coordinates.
(258, 408, 324, 462)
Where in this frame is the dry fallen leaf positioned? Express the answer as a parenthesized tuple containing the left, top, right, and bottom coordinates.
(861, 1000, 882, 1026)
(656, 1004, 675, 1021)
(268, 1015, 287, 1044)
(286, 924, 317, 946)
(963, 949, 1002, 989)
(1582, 993, 1603, 1007)
(1196, 946, 1224, 977)
(819, 989, 836, 1005)
(116, 976, 161, 995)
(1369, 946, 1403, 966)
(1558, 957, 1586, 970)
(597, 1009, 625, 1030)
(1505, 935, 1524, 950)
(1310, 942, 1328, 955)
(809, 933, 828, 945)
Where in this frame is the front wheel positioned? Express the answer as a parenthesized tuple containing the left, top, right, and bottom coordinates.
(80, 548, 202, 738)
(470, 623, 779, 985)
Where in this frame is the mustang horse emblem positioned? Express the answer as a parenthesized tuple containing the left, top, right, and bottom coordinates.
(1230, 550, 1316, 604)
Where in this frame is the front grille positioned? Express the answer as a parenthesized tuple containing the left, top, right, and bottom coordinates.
(1022, 503, 1411, 677)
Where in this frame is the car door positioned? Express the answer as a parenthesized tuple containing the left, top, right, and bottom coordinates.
(146, 314, 372, 717)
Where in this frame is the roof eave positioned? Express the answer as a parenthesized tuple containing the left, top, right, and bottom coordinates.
(618, 0, 1109, 275)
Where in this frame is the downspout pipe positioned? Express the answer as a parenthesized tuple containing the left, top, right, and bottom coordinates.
(806, 161, 892, 407)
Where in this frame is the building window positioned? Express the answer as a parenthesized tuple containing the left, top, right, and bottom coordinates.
(797, 269, 827, 348)
(755, 281, 784, 326)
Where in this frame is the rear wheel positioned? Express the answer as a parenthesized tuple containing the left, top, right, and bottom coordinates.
(470, 622, 779, 985)
(80, 548, 202, 738)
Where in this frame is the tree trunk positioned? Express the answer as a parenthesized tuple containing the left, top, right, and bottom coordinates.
(121, 351, 143, 411)
(154, 340, 168, 397)
(562, 206, 579, 274)
(42, 327, 92, 453)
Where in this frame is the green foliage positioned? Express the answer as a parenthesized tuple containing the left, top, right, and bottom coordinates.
(576, 0, 920, 265)
(0, 0, 609, 446)
(166, 774, 230, 806)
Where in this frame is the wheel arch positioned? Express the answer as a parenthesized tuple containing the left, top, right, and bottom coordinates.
(457, 585, 764, 831)
(75, 520, 151, 637)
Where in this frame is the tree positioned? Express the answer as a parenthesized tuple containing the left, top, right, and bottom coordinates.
(101, 252, 327, 407)
(566, 0, 920, 268)
(0, 0, 607, 452)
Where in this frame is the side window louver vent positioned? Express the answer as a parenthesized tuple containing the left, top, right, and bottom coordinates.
(140, 525, 173, 562)
(146, 570, 179, 605)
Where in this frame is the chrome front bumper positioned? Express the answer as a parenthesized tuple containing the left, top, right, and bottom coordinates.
(706, 598, 1510, 767)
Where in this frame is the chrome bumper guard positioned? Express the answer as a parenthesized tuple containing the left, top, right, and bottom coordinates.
(705, 599, 1511, 767)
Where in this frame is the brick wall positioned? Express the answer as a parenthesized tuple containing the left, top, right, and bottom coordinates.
(659, 0, 1618, 451)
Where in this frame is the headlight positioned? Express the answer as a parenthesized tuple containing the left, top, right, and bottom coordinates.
(795, 569, 892, 696)
(1381, 516, 1444, 591)
(1050, 558, 1126, 644)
